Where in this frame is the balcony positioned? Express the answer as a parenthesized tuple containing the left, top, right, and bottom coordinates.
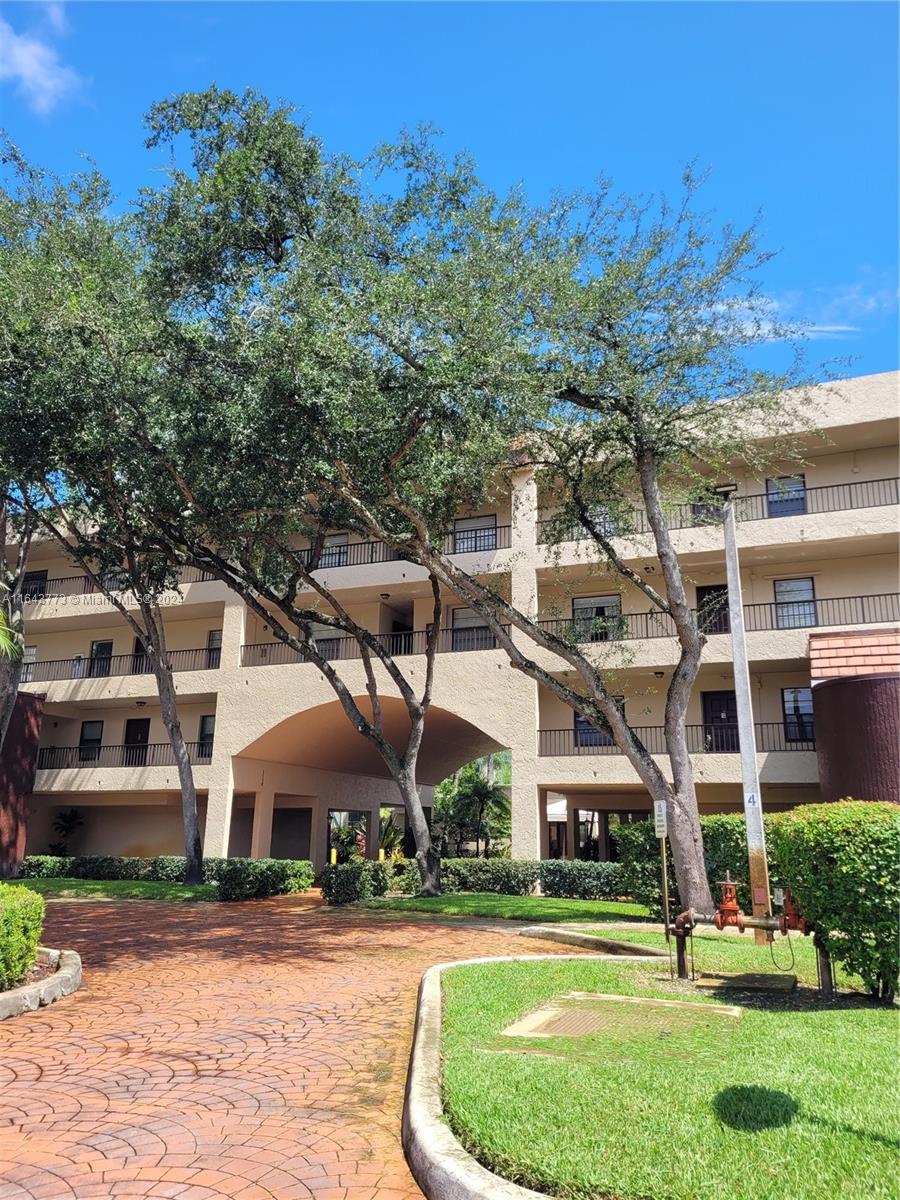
(36, 741, 213, 770)
(22, 646, 222, 685)
(538, 723, 815, 757)
(537, 477, 899, 543)
(537, 592, 900, 643)
(23, 565, 216, 603)
(293, 526, 513, 571)
(240, 625, 509, 667)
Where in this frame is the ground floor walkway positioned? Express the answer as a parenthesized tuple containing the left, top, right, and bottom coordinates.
(0, 897, 557, 1200)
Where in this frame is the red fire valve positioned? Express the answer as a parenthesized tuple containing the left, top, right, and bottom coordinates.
(714, 877, 745, 932)
(779, 886, 808, 935)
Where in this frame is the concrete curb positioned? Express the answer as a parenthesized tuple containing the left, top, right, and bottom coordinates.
(0, 948, 82, 1020)
(517, 926, 670, 955)
(402, 950, 663, 1200)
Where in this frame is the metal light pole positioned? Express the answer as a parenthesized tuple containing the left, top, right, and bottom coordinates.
(720, 490, 772, 942)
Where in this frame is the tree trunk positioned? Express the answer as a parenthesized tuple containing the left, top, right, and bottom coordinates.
(155, 661, 204, 885)
(0, 656, 23, 755)
(398, 770, 441, 895)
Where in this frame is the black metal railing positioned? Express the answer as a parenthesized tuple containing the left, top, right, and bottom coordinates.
(538, 722, 815, 757)
(23, 565, 217, 603)
(240, 624, 510, 667)
(36, 741, 214, 771)
(21, 646, 222, 685)
(293, 526, 513, 570)
(537, 477, 899, 544)
(536, 592, 899, 644)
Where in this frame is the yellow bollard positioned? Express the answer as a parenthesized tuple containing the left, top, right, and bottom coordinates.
(378, 849, 385, 862)
(330, 848, 337, 865)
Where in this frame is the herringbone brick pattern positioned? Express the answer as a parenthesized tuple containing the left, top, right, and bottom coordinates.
(0, 896, 544, 1200)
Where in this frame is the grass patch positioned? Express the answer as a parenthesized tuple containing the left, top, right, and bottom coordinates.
(442, 935, 899, 1200)
(8, 877, 218, 901)
(363, 893, 649, 922)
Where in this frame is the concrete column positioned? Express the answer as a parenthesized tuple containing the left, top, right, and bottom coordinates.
(538, 790, 550, 860)
(201, 595, 247, 856)
(250, 785, 275, 859)
(203, 757, 234, 857)
(510, 777, 541, 860)
(510, 467, 538, 625)
(566, 801, 579, 861)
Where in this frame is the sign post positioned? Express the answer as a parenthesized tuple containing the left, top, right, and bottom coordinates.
(654, 800, 674, 979)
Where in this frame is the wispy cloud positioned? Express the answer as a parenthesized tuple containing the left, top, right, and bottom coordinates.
(756, 272, 898, 343)
(0, 3, 83, 114)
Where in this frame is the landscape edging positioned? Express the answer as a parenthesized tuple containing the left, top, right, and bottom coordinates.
(402, 950, 663, 1200)
(0, 948, 82, 1020)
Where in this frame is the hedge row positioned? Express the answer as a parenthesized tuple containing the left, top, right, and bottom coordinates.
(320, 860, 390, 904)
(0, 882, 44, 990)
(613, 802, 900, 1003)
(17, 854, 313, 902)
(325, 856, 627, 904)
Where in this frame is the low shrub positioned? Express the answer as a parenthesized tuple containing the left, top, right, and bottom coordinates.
(321, 860, 390, 904)
(67, 855, 147, 881)
(217, 857, 314, 901)
(18, 855, 74, 879)
(0, 883, 44, 990)
(389, 857, 422, 894)
(538, 859, 626, 900)
(441, 858, 540, 895)
(768, 800, 900, 1002)
(145, 856, 229, 883)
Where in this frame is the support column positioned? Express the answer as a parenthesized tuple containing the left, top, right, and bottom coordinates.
(538, 790, 550, 860)
(201, 594, 247, 857)
(567, 801, 579, 861)
(250, 785, 275, 859)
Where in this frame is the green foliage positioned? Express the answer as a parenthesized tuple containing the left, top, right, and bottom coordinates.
(47, 807, 83, 855)
(538, 859, 626, 900)
(330, 818, 366, 864)
(146, 855, 228, 883)
(8, 878, 216, 902)
(768, 801, 900, 1002)
(320, 860, 390, 905)
(216, 858, 314, 901)
(441, 858, 540, 895)
(18, 855, 75, 878)
(433, 763, 511, 857)
(0, 882, 44, 989)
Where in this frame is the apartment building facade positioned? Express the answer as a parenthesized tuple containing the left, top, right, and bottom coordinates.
(10, 371, 899, 871)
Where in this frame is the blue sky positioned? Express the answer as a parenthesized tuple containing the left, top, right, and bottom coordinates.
(1, 1, 897, 374)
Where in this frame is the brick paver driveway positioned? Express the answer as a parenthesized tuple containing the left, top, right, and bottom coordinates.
(0, 897, 549, 1200)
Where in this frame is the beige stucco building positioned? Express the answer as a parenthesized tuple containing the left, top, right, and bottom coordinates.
(15, 371, 900, 870)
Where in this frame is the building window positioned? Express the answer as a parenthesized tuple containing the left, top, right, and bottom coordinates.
(206, 628, 223, 669)
(574, 699, 623, 749)
(198, 714, 215, 758)
(696, 584, 730, 634)
(23, 570, 48, 599)
(22, 645, 36, 683)
(319, 533, 350, 569)
(453, 515, 497, 555)
(89, 639, 114, 678)
(451, 606, 495, 651)
(572, 595, 622, 642)
(766, 474, 807, 518)
(774, 578, 817, 629)
(782, 687, 814, 742)
(78, 720, 104, 762)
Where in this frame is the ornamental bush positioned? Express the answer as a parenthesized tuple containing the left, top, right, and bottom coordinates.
(320, 860, 390, 904)
(538, 859, 626, 900)
(768, 800, 900, 1002)
(441, 858, 540, 895)
(217, 858, 314, 901)
(18, 855, 74, 878)
(145, 856, 229, 883)
(0, 883, 44, 990)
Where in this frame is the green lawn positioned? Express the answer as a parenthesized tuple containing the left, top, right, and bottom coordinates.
(441, 933, 899, 1200)
(363, 893, 649, 922)
(9, 877, 218, 901)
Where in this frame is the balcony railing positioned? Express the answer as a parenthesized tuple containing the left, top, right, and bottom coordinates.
(36, 741, 214, 771)
(240, 625, 509, 667)
(538, 722, 815, 757)
(22, 646, 222, 685)
(537, 592, 900, 644)
(293, 526, 513, 571)
(537, 477, 899, 544)
(23, 565, 217, 603)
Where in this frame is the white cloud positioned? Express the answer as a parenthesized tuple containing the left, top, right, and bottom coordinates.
(42, 2, 67, 35)
(0, 8, 82, 114)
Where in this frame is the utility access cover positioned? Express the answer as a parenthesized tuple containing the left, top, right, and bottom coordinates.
(490, 992, 741, 1066)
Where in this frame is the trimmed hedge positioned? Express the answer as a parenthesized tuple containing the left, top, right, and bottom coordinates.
(442, 858, 541, 895)
(538, 859, 626, 900)
(0, 882, 44, 990)
(17, 853, 313, 901)
(768, 801, 900, 1002)
(213, 858, 315, 901)
(321, 860, 390, 904)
